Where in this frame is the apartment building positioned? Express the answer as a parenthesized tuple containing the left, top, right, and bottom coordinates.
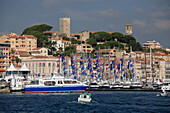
(51, 38, 65, 52)
(21, 56, 59, 76)
(143, 40, 162, 49)
(76, 44, 94, 53)
(0, 43, 11, 78)
(32, 47, 48, 56)
(71, 31, 90, 42)
(165, 61, 170, 79)
(0, 33, 37, 52)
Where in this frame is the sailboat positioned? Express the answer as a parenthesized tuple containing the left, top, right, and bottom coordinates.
(128, 48, 143, 89)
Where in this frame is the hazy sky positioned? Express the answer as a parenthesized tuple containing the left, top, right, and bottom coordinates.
(0, 0, 170, 48)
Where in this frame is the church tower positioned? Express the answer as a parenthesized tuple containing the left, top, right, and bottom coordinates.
(60, 17, 70, 37)
(125, 24, 132, 36)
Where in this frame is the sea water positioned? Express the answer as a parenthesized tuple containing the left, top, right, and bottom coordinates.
(0, 91, 170, 113)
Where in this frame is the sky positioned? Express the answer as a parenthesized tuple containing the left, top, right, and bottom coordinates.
(0, 0, 170, 48)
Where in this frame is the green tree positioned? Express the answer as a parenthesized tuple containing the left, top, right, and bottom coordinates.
(65, 46, 76, 56)
(112, 32, 124, 41)
(15, 57, 21, 65)
(86, 38, 97, 47)
(21, 24, 53, 47)
(90, 32, 112, 42)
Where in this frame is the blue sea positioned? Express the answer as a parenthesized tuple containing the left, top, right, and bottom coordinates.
(0, 91, 170, 113)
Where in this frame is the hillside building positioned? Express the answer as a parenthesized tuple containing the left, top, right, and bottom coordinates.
(0, 33, 37, 52)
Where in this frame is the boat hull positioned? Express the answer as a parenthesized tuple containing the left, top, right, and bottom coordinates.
(78, 97, 91, 102)
(24, 86, 88, 93)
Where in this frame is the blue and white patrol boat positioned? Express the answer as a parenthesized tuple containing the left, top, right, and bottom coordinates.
(24, 76, 88, 93)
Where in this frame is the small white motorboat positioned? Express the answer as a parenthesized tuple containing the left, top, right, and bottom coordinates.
(156, 92, 168, 96)
(78, 95, 92, 102)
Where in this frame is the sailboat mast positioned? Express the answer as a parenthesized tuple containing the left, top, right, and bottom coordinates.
(145, 47, 147, 83)
(150, 47, 152, 83)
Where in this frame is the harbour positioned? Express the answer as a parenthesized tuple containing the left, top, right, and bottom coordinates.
(0, 91, 170, 113)
(1, 0, 170, 112)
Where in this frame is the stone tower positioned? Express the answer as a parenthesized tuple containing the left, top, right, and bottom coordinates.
(125, 24, 132, 36)
(60, 17, 70, 37)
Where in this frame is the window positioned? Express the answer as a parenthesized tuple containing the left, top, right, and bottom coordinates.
(43, 63, 45, 67)
(39, 63, 41, 67)
(49, 63, 51, 67)
(64, 81, 72, 84)
(53, 63, 55, 67)
(58, 81, 63, 84)
(43, 68, 44, 74)
(30, 80, 39, 85)
(44, 81, 56, 86)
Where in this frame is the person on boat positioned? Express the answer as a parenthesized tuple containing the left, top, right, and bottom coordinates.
(82, 92, 84, 98)
(88, 92, 91, 98)
(86, 93, 89, 99)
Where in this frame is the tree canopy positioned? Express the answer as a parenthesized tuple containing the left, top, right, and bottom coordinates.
(21, 24, 53, 47)
(87, 31, 143, 52)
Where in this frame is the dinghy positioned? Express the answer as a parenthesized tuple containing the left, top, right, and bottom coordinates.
(78, 94, 92, 102)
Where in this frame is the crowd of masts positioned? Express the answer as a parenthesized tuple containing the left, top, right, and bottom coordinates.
(56, 48, 137, 84)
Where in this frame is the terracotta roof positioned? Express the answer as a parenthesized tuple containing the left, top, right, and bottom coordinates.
(43, 31, 58, 34)
(33, 47, 44, 50)
(62, 40, 71, 42)
(15, 65, 21, 68)
(23, 35, 36, 38)
(134, 51, 143, 54)
(32, 56, 49, 59)
(51, 38, 59, 41)
(72, 33, 83, 36)
(20, 55, 29, 57)
(89, 31, 113, 34)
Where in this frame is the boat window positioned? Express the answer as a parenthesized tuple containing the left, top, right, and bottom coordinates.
(58, 81, 63, 84)
(91, 83, 97, 85)
(30, 80, 39, 85)
(72, 81, 77, 84)
(64, 81, 72, 84)
(44, 81, 56, 86)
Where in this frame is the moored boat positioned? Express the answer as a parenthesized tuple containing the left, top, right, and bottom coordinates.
(98, 80, 110, 89)
(24, 76, 88, 93)
(110, 81, 123, 89)
(88, 81, 99, 89)
(130, 81, 143, 89)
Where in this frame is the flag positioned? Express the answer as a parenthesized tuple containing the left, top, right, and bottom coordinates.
(132, 73, 135, 78)
(98, 74, 101, 78)
(91, 73, 94, 78)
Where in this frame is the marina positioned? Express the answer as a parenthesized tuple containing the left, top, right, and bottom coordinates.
(0, 91, 170, 113)
(0, 1, 170, 112)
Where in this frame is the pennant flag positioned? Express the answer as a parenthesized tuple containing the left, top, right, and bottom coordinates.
(90, 68, 93, 73)
(97, 69, 100, 73)
(82, 71, 85, 75)
(98, 74, 101, 78)
(132, 73, 135, 78)
(91, 73, 94, 78)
